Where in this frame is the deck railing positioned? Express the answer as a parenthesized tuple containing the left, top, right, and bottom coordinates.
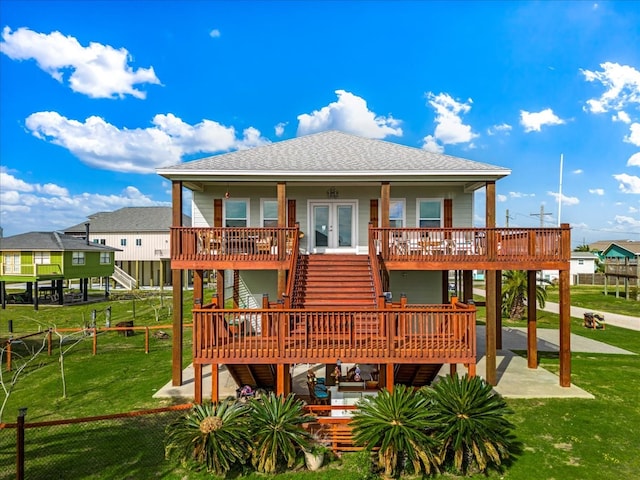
(170, 226, 299, 263)
(0, 263, 62, 277)
(370, 226, 570, 263)
(192, 303, 475, 365)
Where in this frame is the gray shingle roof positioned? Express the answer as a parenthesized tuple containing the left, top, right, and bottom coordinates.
(64, 207, 191, 234)
(0, 232, 120, 252)
(157, 130, 510, 182)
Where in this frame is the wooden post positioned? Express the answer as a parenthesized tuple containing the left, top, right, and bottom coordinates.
(559, 270, 571, 386)
(216, 269, 225, 309)
(384, 363, 394, 392)
(276, 363, 286, 396)
(6, 341, 11, 372)
(484, 181, 497, 386)
(17, 408, 26, 480)
(145, 327, 150, 354)
(172, 180, 184, 386)
(47, 329, 52, 356)
(381, 182, 390, 258)
(527, 270, 538, 369)
(496, 270, 502, 349)
(277, 182, 287, 297)
(194, 363, 202, 404)
(210, 363, 219, 402)
(193, 270, 203, 307)
(92, 328, 97, 355)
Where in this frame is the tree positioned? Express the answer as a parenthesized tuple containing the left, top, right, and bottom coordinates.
(501, 270, 549, 320)
(574, 243, 591, 252)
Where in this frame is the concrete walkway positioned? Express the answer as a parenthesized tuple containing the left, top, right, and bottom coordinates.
(473, 287, 639, 331)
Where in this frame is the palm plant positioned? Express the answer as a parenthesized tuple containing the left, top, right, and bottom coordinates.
(501, 269, 549, 320)
(164, 399, 250, 475)
(427, 374, 516, 475)
(351, 384, 441, 478)
(248, 392, 316, 473)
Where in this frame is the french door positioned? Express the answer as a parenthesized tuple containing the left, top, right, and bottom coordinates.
(310, 201, 356, 252)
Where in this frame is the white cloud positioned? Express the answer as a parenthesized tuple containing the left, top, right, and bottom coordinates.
(573, 169, 584, 174)
(24, 111, 269, 173)
(423, 92, 478, 150)
(209, 29, 221, 38)
(0, 168, 167, 236)
(613, 215, 640, 228)
(509, 191, 536, 198)
(0, 26, 161, 99)
(581, 62, 640, 113)
(613, 173, 640, 193)
(487, 123, 512, 135)
(548, 191, 580, 205)
(274, 122, 287, 137)
(628, 152, 640, 167)
(624, 123, 640, 146)
(297, 90, 402, 139)
(421, 134, 444, 153)
(497, 194, 507, 202)
(589, 188, 605, 195)
(612, 111, 631, 123)
(520, 108, 565, 132)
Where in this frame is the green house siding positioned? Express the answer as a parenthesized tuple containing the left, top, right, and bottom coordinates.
(63, 251, 115, 278)
(0, 250, 114, 282)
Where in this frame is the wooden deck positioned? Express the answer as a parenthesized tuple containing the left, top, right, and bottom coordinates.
(170, 225, 570, 271)
(192, 304, 476, 366)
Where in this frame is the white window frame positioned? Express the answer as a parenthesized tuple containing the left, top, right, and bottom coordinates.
(100, 252, 111, 264)
(416, 198, 444, 227)
(135, 238, 142, 246)
(378, 199, 406, 227)
(260, 199, 278, 227)
(3, 253, 20, 274)
(34, 252, 50, 264)
(120, 238, 127, 246)
(72, 251, 85, 265)
(223, 198, 249, 227)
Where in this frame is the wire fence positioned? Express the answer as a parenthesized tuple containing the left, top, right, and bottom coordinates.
(0, 404, 192, 480)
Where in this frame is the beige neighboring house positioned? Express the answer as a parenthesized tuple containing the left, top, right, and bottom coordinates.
(65, 207, 191, 288)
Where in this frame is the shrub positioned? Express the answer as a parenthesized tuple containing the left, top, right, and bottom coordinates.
(164, 399, 250, 475)
(427, 374, 517, 475)
(351, 384, 441, 477)
(247, 392, 316, 473)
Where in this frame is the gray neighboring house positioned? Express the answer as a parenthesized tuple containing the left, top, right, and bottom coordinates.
(65, 207, 191, 288)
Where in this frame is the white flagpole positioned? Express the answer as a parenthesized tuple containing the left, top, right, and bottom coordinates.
(558, 153, 564, 227)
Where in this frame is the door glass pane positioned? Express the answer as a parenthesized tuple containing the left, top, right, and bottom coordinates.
(337, 205, 352, 247)
(314, 206, 329, 247)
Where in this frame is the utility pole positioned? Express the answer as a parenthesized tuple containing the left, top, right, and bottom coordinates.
(505, 209, 514, 228)
(530, 204, 552, 228)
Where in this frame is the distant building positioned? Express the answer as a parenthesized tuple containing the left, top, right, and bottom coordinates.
(65, 207, 191, 288)
(601, 241, 640, 301)
(569, 252, 598, 285)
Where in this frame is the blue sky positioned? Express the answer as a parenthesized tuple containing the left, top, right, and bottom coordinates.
(1, 1, 639, 246)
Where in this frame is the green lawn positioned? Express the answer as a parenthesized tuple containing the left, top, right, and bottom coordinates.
(0, 286, 639, 479)
(545, 284, 639, 317)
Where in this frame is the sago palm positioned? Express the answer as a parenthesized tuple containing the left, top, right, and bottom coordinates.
(501, 270, 549, 320)
(164, 399, 250, 475)
(248, 392, 315, 473)
(427, 374, 516, 475)
(351, 384, 441, 478)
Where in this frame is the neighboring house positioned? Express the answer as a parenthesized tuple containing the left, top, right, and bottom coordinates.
(156, 130, 572, 401)
(569, 251, 598, 285)
(0, 231, 119, 310)
(65, 207, 191, 289)
(601, 241, 640, 301)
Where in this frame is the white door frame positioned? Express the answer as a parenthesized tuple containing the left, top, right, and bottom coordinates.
(308, 200, 358, 253)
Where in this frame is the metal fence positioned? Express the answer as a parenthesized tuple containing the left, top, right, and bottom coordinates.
(0, 404, 192, 480)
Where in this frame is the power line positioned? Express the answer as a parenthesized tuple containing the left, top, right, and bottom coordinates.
(530, 205, 553, 228)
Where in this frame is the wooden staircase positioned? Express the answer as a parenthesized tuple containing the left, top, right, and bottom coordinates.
(394, 364, 442, 387)
(225, 364, 276, 391)
(291, 254, 377, 309)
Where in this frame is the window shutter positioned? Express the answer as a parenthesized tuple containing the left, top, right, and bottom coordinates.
(444, 199, 453, 227)
(370, 199, 379, 225)
(214, 199, 222, 227)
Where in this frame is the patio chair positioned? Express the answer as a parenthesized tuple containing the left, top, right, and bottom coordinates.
(307, 379, 330, 405)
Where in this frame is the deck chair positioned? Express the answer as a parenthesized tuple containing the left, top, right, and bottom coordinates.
(307, 380, 330, 405)
(255, 236, 272, 254)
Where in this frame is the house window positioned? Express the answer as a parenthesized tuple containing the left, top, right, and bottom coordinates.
(224, 199, 248, 227)
(135, 239, 142, 246)
(578, 259, 584, 265)
(34, 252, 50, 264)
(72, 252, 85, 265)
(261, 200, 278, 227)
(100, 252, 111, 264)
(120, 239, 127, 246)
(389, 199, 405, 227)
(417, 199, 443, 227)
(3, 253, 20, 274)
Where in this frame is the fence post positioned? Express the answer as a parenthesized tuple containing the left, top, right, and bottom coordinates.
(6, 341, 11, 372)
(17, 407, 27, 480)
(145, 327, 150, 354)
(92, 328, 97, 355)
(47, 329, 52, 356)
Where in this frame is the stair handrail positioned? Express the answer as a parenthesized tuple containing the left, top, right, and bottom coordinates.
(112, 264, 137, 290)
(283, 226, 300, 308)
(368, 223, 385, 308)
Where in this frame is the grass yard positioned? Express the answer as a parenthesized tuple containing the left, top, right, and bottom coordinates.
(0, 286, 639, 479)
(545, 284, 639, 317)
